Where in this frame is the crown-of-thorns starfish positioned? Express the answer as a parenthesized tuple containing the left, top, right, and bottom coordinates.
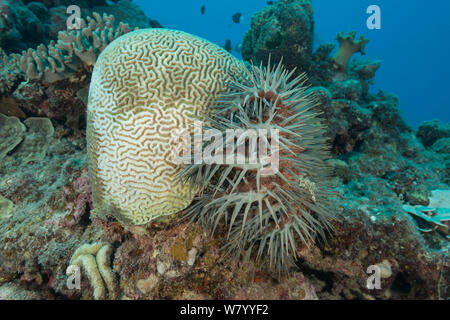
(179, 59, 336, 273)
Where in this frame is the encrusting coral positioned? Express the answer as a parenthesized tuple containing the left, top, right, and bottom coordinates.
(0, 114, 54, 164)
(14, 117, 54, 164)
(179, 59, 335, 273)
(0, 113, 25, 159)
(66, 242, 118, 300)
(0, 11, 136, 95)
(332, 31, 370, 72)
(87, 28, 245, 226)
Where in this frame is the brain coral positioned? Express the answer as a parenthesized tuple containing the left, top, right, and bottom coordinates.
(87, 28, 244, 225)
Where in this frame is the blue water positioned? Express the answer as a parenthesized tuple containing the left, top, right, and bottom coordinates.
(133, 0, 450, 128)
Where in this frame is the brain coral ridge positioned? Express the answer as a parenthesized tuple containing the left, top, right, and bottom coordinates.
(87, 28, 246, 226)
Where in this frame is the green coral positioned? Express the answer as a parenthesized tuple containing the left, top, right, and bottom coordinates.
(0, 12, 135, 87)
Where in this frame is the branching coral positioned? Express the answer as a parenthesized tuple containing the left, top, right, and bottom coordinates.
(332, 31, 370, 72)
(66, 242, 118, 300)
(16, 12, 135, 83)
(179, 59, 335, 273)
(86, 28, 245, 226)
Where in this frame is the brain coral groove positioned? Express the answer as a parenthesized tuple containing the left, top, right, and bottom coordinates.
(87, 28, 245, 225)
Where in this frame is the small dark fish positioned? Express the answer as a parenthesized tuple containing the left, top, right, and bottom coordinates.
(200, 5, 205, 15)
(232, 12, 243, 24)
(267, 1, 275, 5)
(223, 39, 232, 53)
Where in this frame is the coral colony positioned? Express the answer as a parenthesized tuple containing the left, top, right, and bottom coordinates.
(87, 28, 244, 225)
(0, 0, 448, 300)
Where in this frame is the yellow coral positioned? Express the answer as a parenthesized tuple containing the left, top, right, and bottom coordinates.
(67, 242, 118, 300)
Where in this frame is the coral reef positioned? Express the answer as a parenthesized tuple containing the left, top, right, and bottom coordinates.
(0, 1, 161, 99)
(0, 0, 447, 301)
(0, 0, 154, 54)
(417, 119, 450, 147)
(0, 0, 45, 53)
(87, 28, 245, 226)
(354, 60, 382, 80)
(17, 12, 135, 83)
(241, 0, 314, 73)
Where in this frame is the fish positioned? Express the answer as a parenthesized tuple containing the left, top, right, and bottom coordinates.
(223, 39, 232, 53)
(231, 12, 243, 24)
(267, 1, 275, 5)
(200, 5, 205, 15)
